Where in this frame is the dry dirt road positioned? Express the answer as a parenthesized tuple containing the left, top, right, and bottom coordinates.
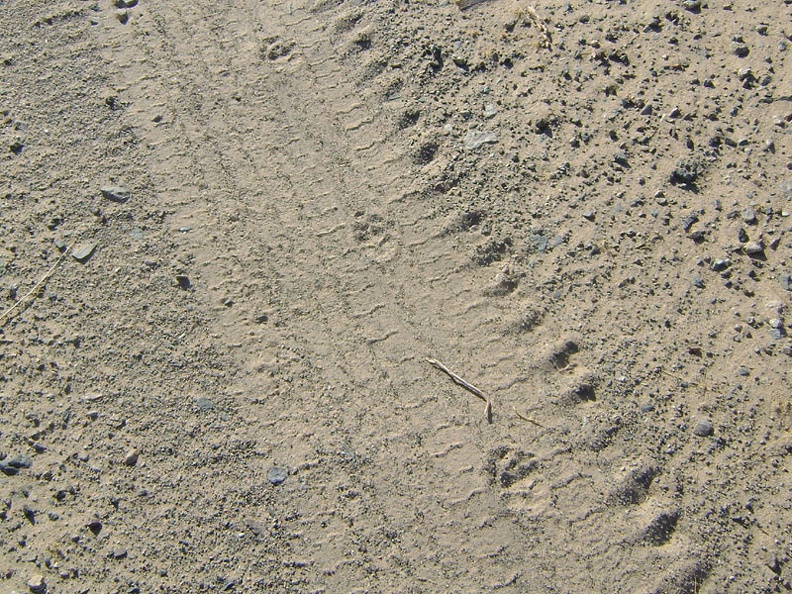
(1, 0, 791, 592)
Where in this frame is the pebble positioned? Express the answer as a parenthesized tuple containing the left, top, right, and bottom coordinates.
(196, 396, 214, 411)
(0, 453, 33, 476)
(86, 518, 103, 534)
(741, 207, 757, 224)
(483, 103, 498, 119)
(0, 461, 19, 476)
(267, 466, 288, 485)
(463, 130, 498, 150)
(7, 454, 33, 469)
(100, 186, 130, 203)
(613, 150, 629, 167)
(26, 575, 46, 593)
(691, 274, 704, 288)
(175, 275, 192, 290)
(71, 242, 97, 263)
(712, 258, 731, 271)
(744, 241, 764, 256)
(123, 448, 139, 466)
(780, 273, 792, 292)
(693, 419, 714, 437)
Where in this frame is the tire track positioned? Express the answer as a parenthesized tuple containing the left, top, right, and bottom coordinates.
(94, 1, 591, 590)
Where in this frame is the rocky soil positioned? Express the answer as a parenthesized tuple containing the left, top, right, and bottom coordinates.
(1, 0, 791, 592)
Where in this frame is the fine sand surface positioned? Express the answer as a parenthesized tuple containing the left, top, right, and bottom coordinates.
(1, 0, 790, 592)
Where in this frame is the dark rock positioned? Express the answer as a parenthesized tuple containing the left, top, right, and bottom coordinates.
(693, 419, 713, 437)
(741, 208, 757, 224)
(267, 466, 288, 485)
(123, 448, 139, 466)
(681, 213, 699, 232)
(175, 275, 192, 290)
(0, 461, 19, 476)
(712, 259, 731, 272)
(196, 397, 214, 411)
(72, 242, 98, 263)
(780, 273, 792, 292)
(744, 241, 764, 256)
(7, 454, 33, 469)
(100, 186, 130, 203)
(692, 274, 704, 288)
(87, 518, 103, 535)
(682, 0, 701, 12)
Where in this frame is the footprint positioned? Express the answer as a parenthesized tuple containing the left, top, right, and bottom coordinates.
(485, 446, 537, 489)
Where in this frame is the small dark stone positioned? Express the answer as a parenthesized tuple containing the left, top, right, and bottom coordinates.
(733, 45, 750, 58)
(176, 275, 192, 290)
(100, 186, 130, 203)
(109, 548, 128, 560)
(123, 448, 139, 466)
(87, 518, 103, 535)
(267, 466, 288, 485)
(613, 150, 629, 167)
(741, 208, 757, 224)
(682, 0, 701, 12)
(196, 397, 214, 411)
(7, 454, 33, 469)
(115, 0, 138, 6)
(737, 228, 749, 243)
(72, 242, 98, 263)
(692, 274, 704, 288)
(712, 259, 731, 272)
(681, 213, 699, 231)
(780, 273, 792, 292)
(693, 419, 713, 437)
(744, 241, 764, 256)
(0, 461, 19, 476)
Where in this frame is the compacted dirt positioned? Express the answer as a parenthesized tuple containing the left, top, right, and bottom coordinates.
(1, 0, 791, 592)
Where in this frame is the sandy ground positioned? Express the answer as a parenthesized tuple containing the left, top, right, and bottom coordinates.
(1, 0, 791, 592)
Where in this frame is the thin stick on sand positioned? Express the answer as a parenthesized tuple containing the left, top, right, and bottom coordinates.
(426, 357, 493, 423)
(0, 245, 72, 326)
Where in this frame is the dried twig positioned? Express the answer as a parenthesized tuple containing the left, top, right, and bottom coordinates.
(426, 357, 493, 423)
(0, 245, 72, 326)
(513, 407, 545, 428)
